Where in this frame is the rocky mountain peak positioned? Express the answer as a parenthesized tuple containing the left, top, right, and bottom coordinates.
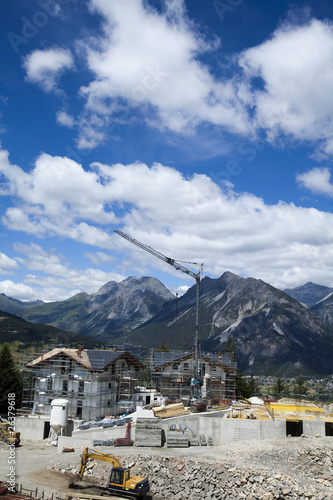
(124, 273, 333, 376)
(284, 282, 333, 308)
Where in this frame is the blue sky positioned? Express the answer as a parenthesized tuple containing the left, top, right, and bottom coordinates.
(1, 0, 333, 302)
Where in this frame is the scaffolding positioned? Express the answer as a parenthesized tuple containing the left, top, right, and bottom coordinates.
(146, 349, 236, 404)
(21, 347, 140, 420)
(21, 346, 236, 420)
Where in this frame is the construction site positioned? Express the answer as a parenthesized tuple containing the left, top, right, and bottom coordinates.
(2, 235, 333, 498)
(1, 397, 333, 500)
(20, 345, 236, 423)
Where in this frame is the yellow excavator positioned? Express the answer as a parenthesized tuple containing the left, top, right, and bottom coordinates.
(72, 447, 149, 498)
(0, 417, 21, 446)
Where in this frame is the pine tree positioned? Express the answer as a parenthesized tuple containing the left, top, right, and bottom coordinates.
(272, 377, 289, 396)
(235, 370, 249, 399)
(294, 376, 307, 396)
(156, 341, 170, 352)
(247, 373, 259, 397)
(0, 344, 23, 414)
(236, 371, 259, 399)
(222, 336, 237, 361)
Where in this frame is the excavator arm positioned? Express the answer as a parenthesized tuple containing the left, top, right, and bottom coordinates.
(79, 448, 122, 479)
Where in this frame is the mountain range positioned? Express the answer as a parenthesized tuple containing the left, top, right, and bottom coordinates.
(1, 273, 333, 376)
(0, 310, 103, 352)
(123, 272, 333, 376)
(4, 276, 174, 340)
(284, 282, 333, 332)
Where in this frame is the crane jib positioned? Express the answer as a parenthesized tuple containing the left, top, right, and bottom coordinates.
(114, 229, 203, 398)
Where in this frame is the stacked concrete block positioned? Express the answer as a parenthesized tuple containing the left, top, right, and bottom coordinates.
(166, 431, 190, 448)
(189, 434, 199, 446)
(199, 434, 207, 446)
(134, 418, 163, 447)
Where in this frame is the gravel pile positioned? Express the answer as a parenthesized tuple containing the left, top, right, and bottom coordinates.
(51, 437, 333, 500)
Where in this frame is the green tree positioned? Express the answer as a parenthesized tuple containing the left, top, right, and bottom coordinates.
(0, 344, 23, 414)
(247, 373, 259, 397)
(236, 370, 259, 399)
(235, 371, 259, 399)
(272, 377, 289, 396)
(222, 336, 236, 361)
(236, 370, 248, 399)
(294, 376, 307, 396)
(156, 341, 170, 352)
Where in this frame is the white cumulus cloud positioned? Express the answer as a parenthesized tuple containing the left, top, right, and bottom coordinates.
(21, 3, 333, 158)
(0, 280, 38, 301)
(9, 243, 125, 301)
(56, 110, 75, 128)
(75, 0, 250, 148)
(239, 19, 333, 156)
(2, 147, 333, 289)
(0, 252, 19, 274)
(24, 47, 74, 92)
(297, 167, 333, 197)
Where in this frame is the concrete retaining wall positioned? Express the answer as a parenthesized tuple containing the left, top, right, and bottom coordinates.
(16, 411, 329, 451)
(58, 423, 134, 450)
(158, 414, 286, 444)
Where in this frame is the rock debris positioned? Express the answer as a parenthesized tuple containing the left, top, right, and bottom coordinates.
(51, 437, 333, 499)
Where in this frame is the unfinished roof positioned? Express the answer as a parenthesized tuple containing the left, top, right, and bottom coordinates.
(226, 399, 333, 423)
(87, 350, 145, 371)
(26, 347, 91, 369)
(153, 351, 234, 370)
(26, 348, 144, 372)
(267, 401, 327, 422)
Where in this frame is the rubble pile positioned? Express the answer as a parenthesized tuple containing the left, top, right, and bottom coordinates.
(52, 439, 333, 500)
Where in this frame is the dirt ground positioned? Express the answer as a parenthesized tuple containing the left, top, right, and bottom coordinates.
(1, 437, 333, 499)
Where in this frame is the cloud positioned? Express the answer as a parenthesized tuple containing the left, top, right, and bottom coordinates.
(85, 251, 114, 265)
(24, 47, 74, 92)
(21, 3, 333, 157)
(0, 252, 19, 274)
(74, 3, 333, 157)
(73, 4, 333, 156)
(56, 110, 75, 128)
(0, 147, 117, 245)
(75, 0, 250, 148)
(239, 19, 333, 156)
(0, 280, 38, 301)
(9, 243, 125, 301)
(297, 167, 333, 197)
(2, 146, 333, 289)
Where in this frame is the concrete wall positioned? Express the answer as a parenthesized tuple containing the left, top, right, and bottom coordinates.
(302, 420, 325, 436)
(15, 416, 75, 440)
(16, 411, 328, 449)
(16, 416, 48, 440)
(158, 414, 286, 444)
(58, 424, 133, 450)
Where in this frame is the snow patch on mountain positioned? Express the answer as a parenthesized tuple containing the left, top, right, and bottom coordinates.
(273, 322, 285, 336)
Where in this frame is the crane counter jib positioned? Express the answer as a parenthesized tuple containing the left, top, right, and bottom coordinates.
(114, 229, 203, 399)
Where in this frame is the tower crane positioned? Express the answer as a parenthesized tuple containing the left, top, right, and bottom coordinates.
(114, 229, 203, 398)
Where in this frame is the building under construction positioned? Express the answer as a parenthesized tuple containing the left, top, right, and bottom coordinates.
(21, 346, 236, 420)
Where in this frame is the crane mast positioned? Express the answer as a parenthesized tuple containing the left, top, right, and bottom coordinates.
(114, 229, 202, 398)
